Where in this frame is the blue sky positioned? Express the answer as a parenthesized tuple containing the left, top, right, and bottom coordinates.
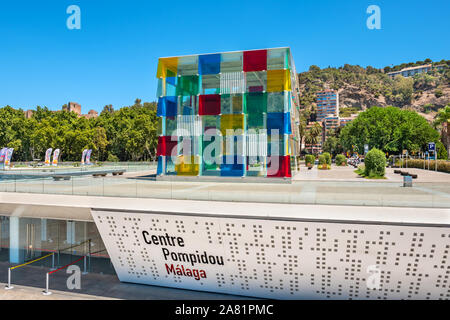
(0, 0, 449, 112)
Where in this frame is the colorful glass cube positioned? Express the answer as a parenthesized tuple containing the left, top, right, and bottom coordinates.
(156, 48, 299, 179)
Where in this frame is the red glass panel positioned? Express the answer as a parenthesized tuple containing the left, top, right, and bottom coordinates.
(243, 50, 267, 72)
(267, 156, 291, 177)
(157, 136, 178, 156)
(199, 94, 221, 115)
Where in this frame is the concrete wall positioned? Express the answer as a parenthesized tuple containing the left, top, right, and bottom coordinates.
(93, 209, 450, 300)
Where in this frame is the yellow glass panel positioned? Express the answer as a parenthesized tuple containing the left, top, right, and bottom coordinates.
(157, 57, 179, 78)
(267, 69, 291, 92)
(175, 155, 199, 176)
(285, 135, 290, 155)
(220, 114, 244, 135)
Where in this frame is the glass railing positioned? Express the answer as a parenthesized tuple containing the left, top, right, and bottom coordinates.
(0, 163, 449, 209)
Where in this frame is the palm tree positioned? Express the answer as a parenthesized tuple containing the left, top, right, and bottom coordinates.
(434, 105, 450, 158)
(304, 122, 323, 154)
(304, 131, 315, 154)
(298, 116, 307, 154)
(434, 105, 450, 128)
(310, 122, 322, 138)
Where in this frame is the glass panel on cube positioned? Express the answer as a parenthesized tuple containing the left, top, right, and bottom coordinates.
(246, 92, 267, 115)
(246, 71, 267, 93)
(267, 69, 291, 92)
(201, 74, 220, 95)
(243, 50, 267, 72)
(221, 52, 243, 73)
(220, 114, 244, 136)
(199, 54, 221, 75)
(199, 94, 221, 115)
(166, 77, 178, 96)
(232, 94, 244, 114)
(180, 96, 196, 116)
(177, 75, 199, 96)
(267, 48, 289, 70)
(221, 94, 232, 114)
(157, 57, 178, 78)
(177, 56, 198, 76)
(267, 92, 286, 113)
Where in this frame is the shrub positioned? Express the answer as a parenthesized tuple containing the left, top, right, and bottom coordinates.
(107, 153, 119, 162)
(435, 89, 443, 98)
(318, 155, 327, 165)
(335, 154, 347, 166)
(305, 154, 315, 166)
(364, 148, 386, 177)
(318, 154, 331, 169)
(437, 141, 448, 160)
(322, 152, 332, 165)
(405, 159, 450, 173)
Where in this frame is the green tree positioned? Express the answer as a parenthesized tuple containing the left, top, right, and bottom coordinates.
(364, 148, 386, 177)
(322, 136, 342, 157)
(340, 106, 440, 155)
(392, 76, 414, 105)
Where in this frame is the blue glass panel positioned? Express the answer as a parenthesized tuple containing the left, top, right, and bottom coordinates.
(199, 54, 221, 75)
(285, 112, 291, 134)
(183, 106, 193, 116)
(220, 155, 244, 176)
(166, 77, 177, 86)
(267, 112, 285, 134)
(166, 77, 177, 96)
(157, 96, 177, 117)
(157, 156, 164, 175)
(157, 97, 165, 117)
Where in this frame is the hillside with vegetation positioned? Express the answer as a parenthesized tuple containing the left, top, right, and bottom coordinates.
(297, 59, 450, 121)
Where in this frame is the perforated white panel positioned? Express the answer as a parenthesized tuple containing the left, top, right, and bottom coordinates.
(92, 210, 450, 299)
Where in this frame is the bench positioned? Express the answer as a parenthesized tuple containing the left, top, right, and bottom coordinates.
(399, 171, 418, 179)
(93, 173, 107, 178)
(52, 175, 71, 181)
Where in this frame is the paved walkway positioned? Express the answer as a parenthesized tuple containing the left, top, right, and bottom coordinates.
(0, 283, 115, 300)
(0, 262, 251, 300)
(1, 165, 449, 208)
(294, 165, 450, 182)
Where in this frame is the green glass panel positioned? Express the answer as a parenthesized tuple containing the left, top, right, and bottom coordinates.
(177, 75, 199, 96)
(246, 92, 267, 115)
(166, 69, 177, 78)
(247, 112, 264, 128)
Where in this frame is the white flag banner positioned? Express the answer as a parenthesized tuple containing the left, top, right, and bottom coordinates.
(44, 148, 53, 166)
